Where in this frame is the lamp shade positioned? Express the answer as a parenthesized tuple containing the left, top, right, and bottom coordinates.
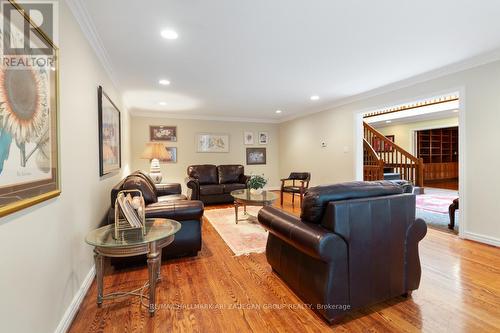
(141, 142, 169, 160)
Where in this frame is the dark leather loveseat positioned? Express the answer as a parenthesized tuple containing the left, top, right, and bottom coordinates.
(186, 164, 250, 205)
(258, 181, 427, 323)
(108, 171, 204, 262)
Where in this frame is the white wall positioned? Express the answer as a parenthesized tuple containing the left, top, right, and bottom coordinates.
(376, 116, 459, 153)
(0, 2, 130, 333)
(280, 60, 500, 246)
(130, 116, 280, 190)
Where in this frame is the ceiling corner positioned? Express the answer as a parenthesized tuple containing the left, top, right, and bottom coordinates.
(65, 0, 120, 90)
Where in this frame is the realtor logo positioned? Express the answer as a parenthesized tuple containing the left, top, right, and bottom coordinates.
(1, 0, 58, 58)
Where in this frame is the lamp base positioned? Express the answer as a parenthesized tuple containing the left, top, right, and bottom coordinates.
(149, 158, 163, 184)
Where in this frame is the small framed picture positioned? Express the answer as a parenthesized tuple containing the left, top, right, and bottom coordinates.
(244, 131, 254, 145)
(258, 132, 269, 144)
(246, 148, 266, 165)
(197, 133, 229, 153)
(150, 126, 177, 142)
(160, 147, 177, 163)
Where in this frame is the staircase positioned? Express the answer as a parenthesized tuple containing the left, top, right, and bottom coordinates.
(363, 122, 424, 187)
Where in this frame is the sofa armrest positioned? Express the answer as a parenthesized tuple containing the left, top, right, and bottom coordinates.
(156, 183, 181, 196)
(185, 177, 200, 200)
(258, 206, 346, 262)
(239, 174, 250, 185)
(405, 218, 427, 291)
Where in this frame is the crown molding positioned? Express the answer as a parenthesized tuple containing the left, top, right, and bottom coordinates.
(66, 0, 119, 90)
(280, 48, 500, 123)
(63, 1, 500, 124)
(130, 109, 280, 124)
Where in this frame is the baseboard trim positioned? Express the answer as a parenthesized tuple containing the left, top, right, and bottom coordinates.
(54, 265, 96, 333)
(463, 232, 500, 247)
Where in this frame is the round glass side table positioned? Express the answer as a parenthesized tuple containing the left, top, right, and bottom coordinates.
(85, 218, 181, 316)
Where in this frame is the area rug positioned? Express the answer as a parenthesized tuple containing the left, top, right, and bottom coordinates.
(415, 191, 459, 233)
(204, 207, 268, 256)
(416, 193, 458, 214)
(416, 208, 459, 233)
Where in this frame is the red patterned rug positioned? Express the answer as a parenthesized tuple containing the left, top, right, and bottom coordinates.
(416, 194, 457, 214)
(204, 207, 268, 256)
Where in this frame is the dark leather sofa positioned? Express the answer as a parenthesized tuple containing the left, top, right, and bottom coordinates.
(258, 181, 427, 323)
(186, 164, 250, 205)
(108, 171, 204, 263)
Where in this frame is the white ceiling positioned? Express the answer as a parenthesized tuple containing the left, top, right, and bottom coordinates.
(78, 0, 500, 121)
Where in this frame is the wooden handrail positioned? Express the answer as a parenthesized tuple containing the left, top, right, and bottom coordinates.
(363, 138, 382, 164)
(363, 122, 424, 187)
(363, 122, 419, 163)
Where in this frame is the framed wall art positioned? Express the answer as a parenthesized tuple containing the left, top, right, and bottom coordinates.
(244, 131, 254, 145)
(150, 125, 177, 142)
(373, 135, 394, 152)
(98, 86, 121, 176)
(160, 147, 177, 163)
(0, 1, 60, 217)
(258, 132, 269, 144)
(246, 148, 267, 165)
(196, 133, 229, 153)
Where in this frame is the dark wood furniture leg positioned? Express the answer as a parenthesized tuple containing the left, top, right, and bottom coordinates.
(448, 198, 459, 230)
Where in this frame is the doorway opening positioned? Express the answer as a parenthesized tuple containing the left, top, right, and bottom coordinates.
(360, 93, 460, 234)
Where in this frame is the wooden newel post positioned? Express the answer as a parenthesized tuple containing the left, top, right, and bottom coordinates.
(379, 159, 385, 180)
(417, 158, 424, 188)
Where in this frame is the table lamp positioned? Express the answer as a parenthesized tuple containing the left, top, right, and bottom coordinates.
(141, 142, 169, 184)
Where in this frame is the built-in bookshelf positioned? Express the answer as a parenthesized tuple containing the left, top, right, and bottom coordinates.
(417, 126, 458, 181)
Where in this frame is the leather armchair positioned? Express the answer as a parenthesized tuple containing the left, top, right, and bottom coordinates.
(186, 164, 250, 205)
(108, 170, 204, 266)
(280, 172, 311, 207)
(258, 180, 427, 323)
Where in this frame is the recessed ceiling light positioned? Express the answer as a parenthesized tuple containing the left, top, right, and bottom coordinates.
(161, 29, 178, 40)
(310, 95, 320, 101)
(159, 101, 167, 106)
(386, 120, 392, 123)
(275, 110, 282, 114)
(159, 79, 170, 86)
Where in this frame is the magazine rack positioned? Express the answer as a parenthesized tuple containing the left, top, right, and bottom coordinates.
(114, 190, 146, 240)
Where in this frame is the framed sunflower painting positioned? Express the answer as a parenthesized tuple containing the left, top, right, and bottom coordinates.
(0, 0, 60, 217)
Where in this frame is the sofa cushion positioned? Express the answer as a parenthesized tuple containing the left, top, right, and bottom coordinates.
(122, 175, 158, 205)
(223, 183, 246, 194)
(187, 165, 218, 185)
(199, 184, 224, 195)
(301, 181, 404, 224)
(145, 200, 204, 221)
(131, 170, 157, 188)
(217, 165, 244, 184)
(157, 194, 188, 202)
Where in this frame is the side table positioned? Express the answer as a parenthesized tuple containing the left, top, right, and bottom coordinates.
(85, 218, 181, 316)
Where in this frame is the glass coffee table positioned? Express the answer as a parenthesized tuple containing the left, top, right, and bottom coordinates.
(85, 218, 181, 316)
(230, 189, 278, 224)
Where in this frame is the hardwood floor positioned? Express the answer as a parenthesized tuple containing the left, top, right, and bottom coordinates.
(69, 193, 500, 333)
(424, 179, 459, 190)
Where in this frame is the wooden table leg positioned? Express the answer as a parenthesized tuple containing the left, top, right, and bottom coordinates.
(147, 242, 160, 316)
(234, 201, 239, 224)
(94, 249, 104, 307)
(448, 199, 459, 230)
